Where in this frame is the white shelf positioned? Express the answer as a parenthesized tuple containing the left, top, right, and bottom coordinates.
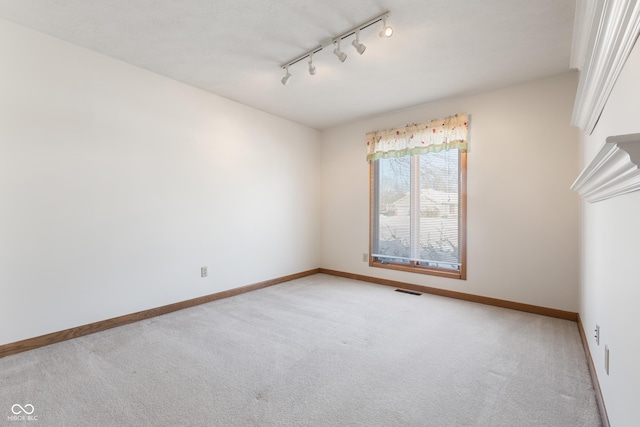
(571, 133, 640, 203)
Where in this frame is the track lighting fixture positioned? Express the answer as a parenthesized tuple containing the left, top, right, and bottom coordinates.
(279, 11, 392, 85)
(351, 30, 366, 55)
(308, 53, 316, 75)
(333, 41, 347, 63)
(281, 66, 291, 86)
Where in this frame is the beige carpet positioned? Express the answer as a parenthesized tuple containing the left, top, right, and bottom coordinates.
(0, 274, 601, 426)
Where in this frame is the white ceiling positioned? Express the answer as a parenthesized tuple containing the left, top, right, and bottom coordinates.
(0, 0, 577, 130)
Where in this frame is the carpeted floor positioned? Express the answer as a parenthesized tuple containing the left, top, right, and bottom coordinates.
(0, 274, 601, 426)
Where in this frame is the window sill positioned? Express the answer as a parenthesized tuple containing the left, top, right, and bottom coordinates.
(370, 259, 466, 280)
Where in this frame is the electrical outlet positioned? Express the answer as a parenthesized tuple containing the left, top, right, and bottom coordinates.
(595, 325, 600, 345)
(605, 345, 610, 375)
(201, 266, 208, 278)
(362, 253, 368, 262)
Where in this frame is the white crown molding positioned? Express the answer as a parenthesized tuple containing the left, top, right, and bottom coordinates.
(571, 0, 640, 133)
(571, 133, 640, 202)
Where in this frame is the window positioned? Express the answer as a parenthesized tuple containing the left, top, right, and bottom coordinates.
(367, 115, 467, 279)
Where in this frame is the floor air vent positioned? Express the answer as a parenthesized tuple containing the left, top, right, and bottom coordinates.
(394, 289, 422, 296)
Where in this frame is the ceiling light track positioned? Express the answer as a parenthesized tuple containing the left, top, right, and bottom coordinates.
(280, 11, 392, 85)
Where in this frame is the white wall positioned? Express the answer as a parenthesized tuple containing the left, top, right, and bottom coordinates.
(320, 73, 581, 312)
(578, 41, 640, 426)
(0, 19, 320, 346)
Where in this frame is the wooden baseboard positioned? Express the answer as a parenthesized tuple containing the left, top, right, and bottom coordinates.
(0, 267, 583, 356)
(319, 268, 578, 321)
(0, 268, 320, 359)
(577, 314, 610, 427)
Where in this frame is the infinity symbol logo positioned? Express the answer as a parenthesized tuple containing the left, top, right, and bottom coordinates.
(11, 404, 34, 415)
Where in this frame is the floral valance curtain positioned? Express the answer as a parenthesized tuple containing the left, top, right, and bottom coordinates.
(366, 114, 468, 161)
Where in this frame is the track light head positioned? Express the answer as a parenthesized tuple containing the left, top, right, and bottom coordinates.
(379, 16, 393, 37)
(281, 67, 291, 86)
(308, 54, 316, 75)
(351, 30, 366, 55)
(333, 41, 347, 63)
